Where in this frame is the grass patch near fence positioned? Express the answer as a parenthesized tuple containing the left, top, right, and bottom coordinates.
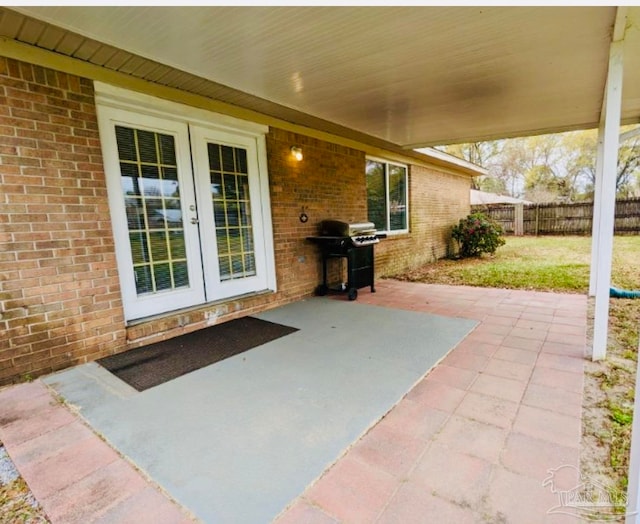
(394, 236, 640, 293)
(391, 234, 640, 500)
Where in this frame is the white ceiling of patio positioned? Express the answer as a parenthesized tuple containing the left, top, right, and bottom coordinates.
(2, 6, 640, 148)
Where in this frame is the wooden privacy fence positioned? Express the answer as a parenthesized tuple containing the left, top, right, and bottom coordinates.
(472, 197, 640, 235)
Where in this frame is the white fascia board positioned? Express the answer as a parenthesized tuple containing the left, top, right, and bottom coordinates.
(414, 147, 488, 176)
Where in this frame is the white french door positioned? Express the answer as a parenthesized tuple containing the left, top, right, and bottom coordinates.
(97, 99, 274, 321)
(191, 125, 270, 300)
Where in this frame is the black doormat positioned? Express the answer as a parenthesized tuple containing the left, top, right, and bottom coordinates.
(98, 317, 298, 392)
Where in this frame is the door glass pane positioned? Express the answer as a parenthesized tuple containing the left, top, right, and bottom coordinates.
(129, 231, 148, 264)
(169, 234, 186, 258)
(173, 261, 189, 287)
(219, 257, 230, 278)
(133, 265, 152, 295)
(216, 229, 230, 255)
(116, 125, 189, 295)
(207, 142, 256, 281)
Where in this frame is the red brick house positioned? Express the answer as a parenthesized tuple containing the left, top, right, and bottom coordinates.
(0, 10, 485, 385)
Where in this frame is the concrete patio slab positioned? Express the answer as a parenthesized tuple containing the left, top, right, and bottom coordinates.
(41, 297, 476, 523)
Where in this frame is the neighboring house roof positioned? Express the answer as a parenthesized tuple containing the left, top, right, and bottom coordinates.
(416, 148, 487, 177)
(470, 189, 531, 205)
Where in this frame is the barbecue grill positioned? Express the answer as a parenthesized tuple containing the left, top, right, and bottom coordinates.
(307, 220, 384, 301)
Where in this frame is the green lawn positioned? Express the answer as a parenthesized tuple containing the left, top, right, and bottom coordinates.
(394, 235, 640, 293)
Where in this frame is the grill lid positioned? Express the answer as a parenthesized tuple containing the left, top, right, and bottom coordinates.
(319, 220, 376, 237)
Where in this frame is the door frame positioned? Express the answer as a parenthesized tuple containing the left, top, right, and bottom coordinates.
(95, 82, 276, 321)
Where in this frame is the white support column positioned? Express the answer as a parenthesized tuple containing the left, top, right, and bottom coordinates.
(588, 120, 605, 297)
(592, 40, 624, 361)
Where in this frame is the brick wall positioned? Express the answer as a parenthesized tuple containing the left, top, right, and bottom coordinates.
(0, 58, 126, 383)
(266, 128, 367, 298)
(0, 57, 471, 385)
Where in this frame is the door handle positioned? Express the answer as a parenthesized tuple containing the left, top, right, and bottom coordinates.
(190, 217, 199, 225)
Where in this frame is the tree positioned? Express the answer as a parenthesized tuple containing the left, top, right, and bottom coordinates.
(562, 126, 640, 199)
(442, 141, 501, 169)
(437, 142, 502, 190)
(478, 176, 507, 194)
(612, 131, 640, 197)
(557, 130, 596, 200)
(437, 124, 640, 202)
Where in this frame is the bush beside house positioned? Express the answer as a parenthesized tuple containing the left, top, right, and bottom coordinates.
(452, 212, 506, 258)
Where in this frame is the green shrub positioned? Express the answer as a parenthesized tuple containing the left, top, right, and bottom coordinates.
(451, 212, 506, 258)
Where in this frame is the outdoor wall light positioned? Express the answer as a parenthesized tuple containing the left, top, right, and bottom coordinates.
(290, 146, 303, 161)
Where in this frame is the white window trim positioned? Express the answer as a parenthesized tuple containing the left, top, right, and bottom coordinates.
(94, 81, 268, 137)
(366, 156, 409, 235)
(95, 82, 276, 320)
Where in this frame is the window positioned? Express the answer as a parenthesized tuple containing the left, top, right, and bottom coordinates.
(366, 158, 408, 233)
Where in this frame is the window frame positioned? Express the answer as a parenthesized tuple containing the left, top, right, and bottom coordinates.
(366, 156, 409, 235)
